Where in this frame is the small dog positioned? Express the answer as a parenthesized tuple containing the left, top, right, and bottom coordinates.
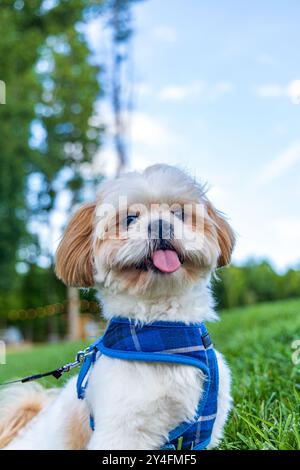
(0, 164, 235, 450)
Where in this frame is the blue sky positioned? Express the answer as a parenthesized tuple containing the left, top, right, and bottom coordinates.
(86, 0, 300, 271)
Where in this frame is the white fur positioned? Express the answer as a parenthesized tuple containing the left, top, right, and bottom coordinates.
(2, 165, 233, 450)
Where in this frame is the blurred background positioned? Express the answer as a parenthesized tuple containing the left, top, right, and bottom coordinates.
(0, 0, 299, 346)
(1, 1, 300, 450)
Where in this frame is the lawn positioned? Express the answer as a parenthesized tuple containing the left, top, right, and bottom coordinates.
(1, 298, 300, 450)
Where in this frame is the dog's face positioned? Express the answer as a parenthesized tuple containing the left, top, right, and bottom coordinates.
(55, 165, 235, 297)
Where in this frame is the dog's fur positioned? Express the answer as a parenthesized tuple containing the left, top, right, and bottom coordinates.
(1, 164, 235, 450)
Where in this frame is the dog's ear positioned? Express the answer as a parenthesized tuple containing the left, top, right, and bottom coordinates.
(206, 202, 235, 267)
(55, 202, 96, 287)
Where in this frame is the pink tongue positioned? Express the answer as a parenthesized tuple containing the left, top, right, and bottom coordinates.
(152, 250, 181, 273)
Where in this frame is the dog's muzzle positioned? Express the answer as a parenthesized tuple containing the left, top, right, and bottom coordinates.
(148, 219, 174, 240)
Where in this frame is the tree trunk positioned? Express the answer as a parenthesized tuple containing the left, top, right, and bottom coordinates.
(67, 286, 81, 341)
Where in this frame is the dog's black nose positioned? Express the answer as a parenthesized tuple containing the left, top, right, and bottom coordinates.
(148, 219, 174, 240)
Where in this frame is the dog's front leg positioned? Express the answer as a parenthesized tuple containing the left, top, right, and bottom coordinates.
(85, 401, 167, 450)
(85, 401, 168, 450)
(85, 358, 177, 450)
(86, 422, 162, 450)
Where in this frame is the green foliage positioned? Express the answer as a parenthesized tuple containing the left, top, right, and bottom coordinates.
(213, 260, 300, 309)
(20, 264, 65, 309)
(0, 2, 42, 292)
(0, 0, 103, 305)
(2, 298, 299, 449)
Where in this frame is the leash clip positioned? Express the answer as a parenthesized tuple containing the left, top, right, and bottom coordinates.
(61, 348, 95, 373)
(76, 347, 96, 363)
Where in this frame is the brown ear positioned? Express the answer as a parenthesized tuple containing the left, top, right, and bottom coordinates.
(55, 202, 96, 287)
(206, 202, 235, 267)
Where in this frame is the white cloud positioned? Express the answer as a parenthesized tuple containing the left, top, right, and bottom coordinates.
(131, 111, 176, 146)
(91, 147, 153, 179)
(91, 148, 118, 178)
(287, 80, 300, 104)
(272, 217, 300, 244)
(153, 26, 177, 43)
(85, 17, 107, 54)
(129, 154, 155, 172)
(158, 81, 232, 102)
(88, 97, 179, 178)
(256, 84, 284, 98)
(92, 111, 178, 174)
(133, 82, 152, 97)
(234, 218, 300, 270)
(256, 141, 300, 185)
(256, 80, 300, 104)
(159, 81, 205, 102)
(92, 103, 175, 148)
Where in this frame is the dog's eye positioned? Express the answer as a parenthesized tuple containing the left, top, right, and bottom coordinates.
(172, 208, 185, 221)
(126, 215, 138, 227)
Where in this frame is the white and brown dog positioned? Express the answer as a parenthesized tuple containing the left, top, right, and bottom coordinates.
(0, 164, 234, 450)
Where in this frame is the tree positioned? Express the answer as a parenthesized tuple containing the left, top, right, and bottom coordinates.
(0, 1, 102, 335)
(0, 1, 43, 301)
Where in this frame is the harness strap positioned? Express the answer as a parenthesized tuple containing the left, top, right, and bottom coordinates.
(76, 324, 213, 402)
(166, 368, 211, 444)
(77, 339, 100, 399)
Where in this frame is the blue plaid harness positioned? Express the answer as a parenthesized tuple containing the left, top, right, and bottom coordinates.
(77, 317, 219, 450)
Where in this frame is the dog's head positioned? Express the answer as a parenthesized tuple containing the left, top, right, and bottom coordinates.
(55, 165, 235, 297)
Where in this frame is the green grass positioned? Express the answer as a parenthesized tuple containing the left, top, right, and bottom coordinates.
(1, 298, 300, 450)
(210, 299, 300, 450)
